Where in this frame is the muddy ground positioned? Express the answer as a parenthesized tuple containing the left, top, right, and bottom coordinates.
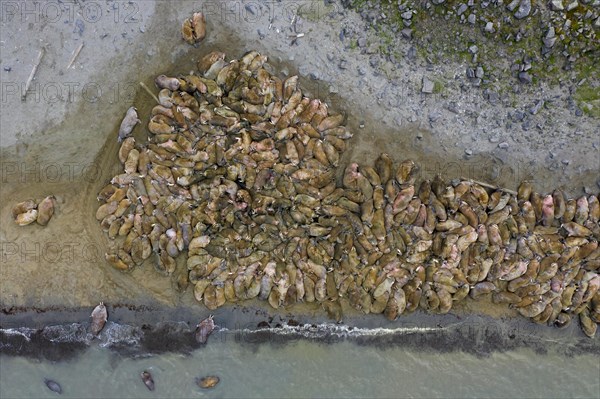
(0, 1, 598, 334)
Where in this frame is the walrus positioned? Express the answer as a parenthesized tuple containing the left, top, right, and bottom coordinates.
(118, 106, 140, 142)
(90, 302, 108, 335)
(196, 375, 219, 389)
(36, 195, 56, 226)
(141, 371, 155, 391)
(44, 378, 62, 394)
(194, 315, 215, 344)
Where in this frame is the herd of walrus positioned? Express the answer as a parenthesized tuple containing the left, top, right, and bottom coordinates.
(95, 44, 600, 340)
(6, 9, 598, 396)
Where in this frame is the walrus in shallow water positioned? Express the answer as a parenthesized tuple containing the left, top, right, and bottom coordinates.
(196, 375, 219, 389)
(44, 378, 62, 394)
(195, 315, 215, 344)
(141, 371, 155, 391)
(90, 302, 108, 335)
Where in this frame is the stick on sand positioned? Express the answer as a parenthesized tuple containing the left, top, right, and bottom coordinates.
(22, 48, 45, 101)
(139, 81, 159, 104)
(66, 42, 84, 69)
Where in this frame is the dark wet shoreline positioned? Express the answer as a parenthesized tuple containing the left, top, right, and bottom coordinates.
(2, 303, 599, 362)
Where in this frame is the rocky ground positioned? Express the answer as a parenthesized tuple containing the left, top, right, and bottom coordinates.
(0, 0, 598, 327)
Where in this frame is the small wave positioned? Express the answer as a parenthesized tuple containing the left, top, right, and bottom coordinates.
(0, 327, 34, 341)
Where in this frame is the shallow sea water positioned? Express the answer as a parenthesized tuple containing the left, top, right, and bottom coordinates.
(1, 336, 599, 399)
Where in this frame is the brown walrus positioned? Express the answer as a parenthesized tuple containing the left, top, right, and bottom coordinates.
(90, 302, 108, 335)
(194, 315, 215, 344)
(141, 371, 155, 391)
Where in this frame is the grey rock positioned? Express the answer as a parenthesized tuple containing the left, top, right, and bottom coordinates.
(530, 100, 544, 115)
(429, 110, 442, 122)
(498, 142, 510, 149)
(507, 0, 520, 11)
(329, 85, 338, 94)
(369, 55, 380, 68)
(245, 4, 257, 15)
(484, 22, 494, 33)
(457, 4, 468, 15)
(518, 71, 532, 84)
(550, 0, 564, 10)
(447, 102, 460, 114)
(339, 59, 348, 69)
(432, 0, 446, 4)
(465, 149, 473, 156)
(466, 67, 475, 78)
(327, 53, 335, 62)
(476, 66, 484, 78)
(469, 45, 479, 54)
(422, 77, 435, 94)
(566, 1, 578, 11)
(543, 36, 556, 48)
(401, 28, 413, 39)
(358, 66, 367, 76)
(401, 11, 413, 19)
(484, 90, 499, 104)
(513, 110, 526, 121)
(468, 14, 477, 24)
(257, 29, 266, 39)
(357, 37, 367, 48)
(514, 0, 532, 19)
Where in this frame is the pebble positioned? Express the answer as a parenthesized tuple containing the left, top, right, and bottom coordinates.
(338, 59, 348, 69)
(457, 4, 468, 15)
(466, 67, 475, 78)
(422, 77, 434, 94)
(530, 100, 544, 115)
(489, 136, 500, 143)
(369, 55, 379, 68)
(507, 0, 520, 11)
(566, 1, 578, 11)
(518, 71, 532, 84)
(514, 0, 532, 19)
(401, 28, 413, 39)
(358, 66, 367, 76)
(551, 0, 564, 10)
(357, 37, 367, 48)
(465, 149, 473, 156)
(3, 66, 11, 72)
(475, 66, 484, 78)
(432, 0, 446, 4)
(484, 22, 494, 33)
(469, 45, 478, 54)
(498, 142, 509, 149)
(468, 14, 476, 24)
(429, 110, 442, 122)
(401, 11, 413, 20)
